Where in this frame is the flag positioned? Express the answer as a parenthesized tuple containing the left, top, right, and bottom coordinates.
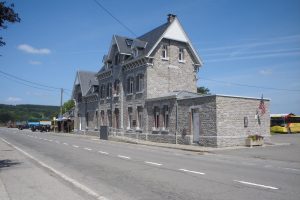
(259, 94, 266, 115)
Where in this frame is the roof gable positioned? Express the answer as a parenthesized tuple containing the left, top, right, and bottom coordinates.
(146, 18, 202, 66)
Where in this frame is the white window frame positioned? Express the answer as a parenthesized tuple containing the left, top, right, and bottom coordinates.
(178, 48, 185, 62)
(161, 44, 169, 60)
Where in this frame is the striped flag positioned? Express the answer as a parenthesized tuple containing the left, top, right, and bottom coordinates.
(259, 94, 266, 115)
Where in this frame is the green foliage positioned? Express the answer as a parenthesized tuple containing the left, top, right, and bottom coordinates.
(0, 104, 59, 123)
(0, 1, 21, 46)
(62, 100, 75, 114)
(197, 86, 210, 94)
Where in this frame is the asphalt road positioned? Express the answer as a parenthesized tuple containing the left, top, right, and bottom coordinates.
(1, 128, 299, 200)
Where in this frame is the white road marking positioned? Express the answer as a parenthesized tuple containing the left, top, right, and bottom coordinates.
(118, 155, 131, 159)
(55, 141, 60, 144)
(179, 168, 205, 175)
(72, 145, 79, 148)
(63, 142, 69, 146)
(1, 138, 109, 200)
(234, 180, 279, 190)
(145, 161, 162, 166)
(91, 139, 99, 141)
(48, 139, 53, 142)
(282, 167, 300, 172)
(98, 151, 109, 155)
(84, 147, 92, 151)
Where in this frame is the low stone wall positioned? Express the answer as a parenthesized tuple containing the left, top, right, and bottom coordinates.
(110, 130, 192, 145)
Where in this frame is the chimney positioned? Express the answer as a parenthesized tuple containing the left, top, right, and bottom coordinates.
(167, 14, 176, 23)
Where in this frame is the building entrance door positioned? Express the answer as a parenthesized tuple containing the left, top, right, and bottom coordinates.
(192, 111, 200, 142)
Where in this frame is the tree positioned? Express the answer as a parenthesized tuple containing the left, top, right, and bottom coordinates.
(62, 100, 75, 114)
(197, 86, 210, 94)
(0, 1, 21, 46)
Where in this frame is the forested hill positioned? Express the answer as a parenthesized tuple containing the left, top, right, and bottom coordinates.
(0, 104, 59, 124)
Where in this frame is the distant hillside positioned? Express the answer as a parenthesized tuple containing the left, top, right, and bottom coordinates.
(0, 104, 59, 124)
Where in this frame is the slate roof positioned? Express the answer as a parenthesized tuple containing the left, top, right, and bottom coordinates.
(114, 35, 148, 55)
(76, 71, 97, 97)
(146, 90, 203, 101)
(137, 22, 170, 56)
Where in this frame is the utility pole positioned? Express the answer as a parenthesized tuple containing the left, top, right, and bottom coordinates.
(60, 88, 63, 117)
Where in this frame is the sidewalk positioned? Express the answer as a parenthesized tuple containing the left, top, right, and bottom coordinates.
(0, 138, 87, 200)
(20, 128, 289, 153)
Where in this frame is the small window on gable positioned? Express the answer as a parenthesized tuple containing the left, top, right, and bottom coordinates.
(161, 44, 168, 59)
(179, 48, 184, 62)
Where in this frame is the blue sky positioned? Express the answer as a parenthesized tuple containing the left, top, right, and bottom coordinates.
(0, 0, 299, 114)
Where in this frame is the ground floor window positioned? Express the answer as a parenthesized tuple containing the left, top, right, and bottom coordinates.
(115, 108, 120, 129)
(154, 107, 160, 129)
(163, 105, 169, 129)
(137, 106, 143, 129)
(100, 110, 105, 125)
(107, 110, 112, 127)
(128, 107, 133, 129)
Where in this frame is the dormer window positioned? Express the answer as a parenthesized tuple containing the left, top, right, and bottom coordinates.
(178, 48, 185, 62)
(125, 39, 133, 47)
(161, 44, 168, 59)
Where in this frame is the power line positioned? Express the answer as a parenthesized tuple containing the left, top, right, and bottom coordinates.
(92, 0, 137, 37)
(0, 74, 55, 92)
(201, 77, 300, 92)
(0, 70, 71, 91)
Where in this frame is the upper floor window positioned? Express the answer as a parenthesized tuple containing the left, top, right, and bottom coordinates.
(136, 74, 144, 92)
(100, 84, 106, 99)
(161, 44, 168, 59)
(114, 79, 120, 95)
(114, 53, 120, 65)
(133, 48, 139, 58)
(106, 83, 112, 98)
(127, 77, 134, 94)
(178, 48, 185, 62)
(77, 93, 82, 102)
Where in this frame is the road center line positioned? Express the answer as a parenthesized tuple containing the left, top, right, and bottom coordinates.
(144, 161, 162, 166)
(72, 145, 79, 148)
(0, 138, 109, 200)
(118, 155, 131, 159)
(98, 151, 109, 155)
(179, 168, 205, 175)
(63, 143, 69, 145)
(234, 180, 279, 190)
(84, 147, 92, 151)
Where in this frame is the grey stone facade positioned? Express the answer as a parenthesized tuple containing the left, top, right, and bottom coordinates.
(72, 15, 271, 147)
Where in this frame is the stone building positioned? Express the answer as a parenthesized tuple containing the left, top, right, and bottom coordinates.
(72, 14, 270, 147)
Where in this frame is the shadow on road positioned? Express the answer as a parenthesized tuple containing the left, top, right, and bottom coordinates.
(0, 159, 21, 169)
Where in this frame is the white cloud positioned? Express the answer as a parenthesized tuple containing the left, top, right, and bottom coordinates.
(29, 60, 42, 65)
(259, 69, 272, 75)
(18, 44, 51, 55)
(6, 97, 22, 103)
